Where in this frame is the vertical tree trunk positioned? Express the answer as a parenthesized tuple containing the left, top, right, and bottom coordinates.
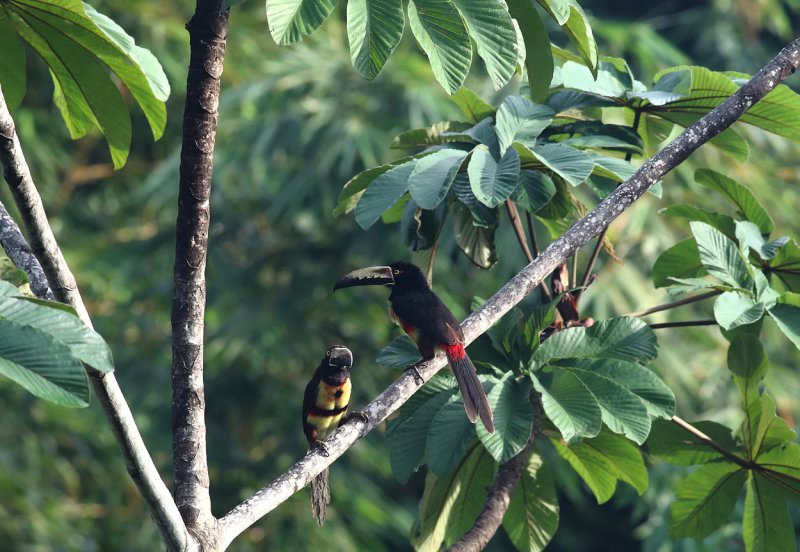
(172, 1, 229, 545)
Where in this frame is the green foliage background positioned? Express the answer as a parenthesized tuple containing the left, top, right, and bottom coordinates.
(0, 0, 798, 550)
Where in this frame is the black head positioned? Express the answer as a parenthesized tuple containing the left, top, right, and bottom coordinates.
(320, 345, 353, 381)
(387, 261, 430, 292)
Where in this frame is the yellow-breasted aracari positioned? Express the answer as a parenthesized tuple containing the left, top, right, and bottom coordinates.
(302, 345, 353, 526)
(333, 261, 494, 433)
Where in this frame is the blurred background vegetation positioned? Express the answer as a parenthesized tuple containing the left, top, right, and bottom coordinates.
(0, 0, 798, 550)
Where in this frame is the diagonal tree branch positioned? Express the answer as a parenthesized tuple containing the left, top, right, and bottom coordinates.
(218, 34, 800, 548)
(0, 86, 192, 551)
(171, 0, 229, 544)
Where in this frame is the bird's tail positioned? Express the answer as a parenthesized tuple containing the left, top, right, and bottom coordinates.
(311, 467, 331, 526)
(444, 344, 495, 433)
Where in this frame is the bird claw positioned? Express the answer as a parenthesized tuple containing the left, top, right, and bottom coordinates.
(343, 411, 369, 425)
(405, 362, 424, 385)
(312, 441, 331, 458)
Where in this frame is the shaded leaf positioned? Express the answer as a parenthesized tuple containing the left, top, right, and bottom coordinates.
(450, 86, 495, 122)
(695, 169, 773, 234)
(495, 96, 554, 153)
(452, 202, 497, 268)
(376, 335, 420, 368)
(503, 449, 559, 552)
(743, 472, 796, 552)
(507, 0, 553, 102)
(468, 145, 521, 207)
(533, 371, 601, 443)
(647, 419, 739, 466)
(408, 149, 468, 209)
(347, 0, 404, 80)
(477, 373, 533, 463)
(355, 160, 417, 229)
(653, 238, 705, 288)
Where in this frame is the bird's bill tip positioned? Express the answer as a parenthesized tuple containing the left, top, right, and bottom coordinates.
(333, 266, 394, 291)
(328, 345, 353, 367)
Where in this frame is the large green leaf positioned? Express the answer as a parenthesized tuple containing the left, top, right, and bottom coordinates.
(389, 377, 457, 482)
(583, 360, 675, 419)
(736, 221, 789, 261)
(767, 239, 800, 293)
(495, 96, 554, 153)
(512, 170, 556, 213)
(526, 143, 593, 186)
(391, 121, 475, 150)
(714, 291, 764, 331)
(425, 395, 478, 477)
(354, 159, 417, 229)
(652, 238, 706, 288)
(767, 292, 800, 350)
(442, 445, 497, 544)
(694, 169, 773, 234)
(743, 472, 797, 552)
(0, 11, 26, 109)
(452, 201, 497, 268)
(649, 66, 800, 142)
(506, 0, 552, 102)
(450, 86, 495, 122)
(266, 0, 337, 45)
(533, 371, 601, 443)
(477, 373, 533, 463)
(468, 145, 521, 207)
(532, 316, 658, 367)
(0, 286, 113, 373)
(646, 419, 739, 466)
(556, 59, 630, 99)
(4, 1, 168, 166)
(537, 0, 596, 72)
(669, 462, 746, 539)
(756, 443, 800, 496)
(659, 204, 736, 238)
(347, 0, 404, 80)
(408, 0, 472, 94)
(503, 449, 559, 552)
(8, 4, 130, 168)
(408, 149, 468, 209)
(335, 154, 430, 216)
(0, 319, 89, 407)
(376, 335, 420, 368)
(561, 365, 651, 444)
(727, 333, 767, 387)
(551, 429, 647, 503)
(452, 0, 518, 90)
(743, 393, 796, 459)
(690, 221, 753, 289)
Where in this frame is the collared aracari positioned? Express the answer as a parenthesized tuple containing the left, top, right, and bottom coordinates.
(333, 261, 494, 433)
(302, 345, 353, 526)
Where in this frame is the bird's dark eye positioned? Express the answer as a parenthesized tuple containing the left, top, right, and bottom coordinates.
(326, 350, 331, 356)
(394, 269, 401, 275)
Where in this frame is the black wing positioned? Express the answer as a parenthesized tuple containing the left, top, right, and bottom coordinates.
(390, 288, 464, 345)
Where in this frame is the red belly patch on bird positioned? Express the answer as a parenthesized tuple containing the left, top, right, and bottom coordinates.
(443, 342, 466, 360)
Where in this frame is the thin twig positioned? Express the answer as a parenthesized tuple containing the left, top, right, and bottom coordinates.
(671, 415, 754, 469)
(626, 290, 721, 317)
(171, 1, 229, 541)
(576, 108, 643, 301)
(217, 37, 800, 545)
(571, 252, 578, 289)
(649, 320, 717, 329)
(0, 86, 191, 551)
(505, 199, 534, 262)
(523, 210, 552, 301)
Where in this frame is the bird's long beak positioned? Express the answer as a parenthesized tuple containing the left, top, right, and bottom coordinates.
(333, 266, 394, 291)
(328, 346, 353, 368)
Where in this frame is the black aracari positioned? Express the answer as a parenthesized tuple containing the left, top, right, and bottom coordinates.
(334, 261, 494, 433)
(302, 345, 353, 526)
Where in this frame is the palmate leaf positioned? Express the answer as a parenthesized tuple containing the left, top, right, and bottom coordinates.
(411, 443, 495, 550)
(551, 429, 647, 504)
(695, 169, 773, 234)
(2, 0, 168, 168)
(533, 370, 601, 443)
(668, 462, 746, 539)
(495, 96, 554, 153)
(347, 0, 404, 80)
(0, 11, 26, 109)
(468, 145, 521, 207)
(0, 320, 89, 407)
(691, 221, 753, 289)
(652, 238, 706, 288)
(452, 201, 497, 268)
(646, 419, 739, 466)
(266, 0, 337, 45)
(451, 0, 517, 90)
(743, 472, 797, 552)
(407, 0, 471, 94)
(477, 373, 533, 463)
(408, 149, 468, 209)
(506, 0, 552, 102)
(532, 316, 658, 367)
(503, 449, 559, 552)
